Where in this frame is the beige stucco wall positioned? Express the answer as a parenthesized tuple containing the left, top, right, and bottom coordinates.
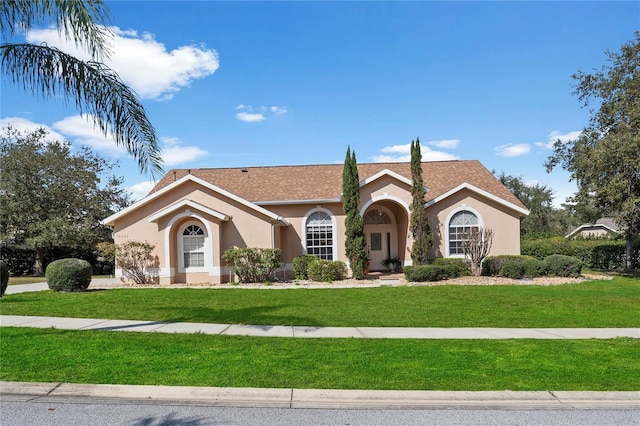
(111, 177, 523, 284)
(426, 188, 521, 259)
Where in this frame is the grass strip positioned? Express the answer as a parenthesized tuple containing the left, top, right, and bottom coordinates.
(1, 278, 638, 328)
(1, 327, 638, 391)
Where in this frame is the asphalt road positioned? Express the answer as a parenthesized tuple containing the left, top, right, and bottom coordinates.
(3, 399, 640, 426)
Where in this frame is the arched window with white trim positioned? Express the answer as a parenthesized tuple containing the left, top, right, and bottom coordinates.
(448, 210, 479, 255)
(305, 211, 334, 260)
(182, 224, 205, 268)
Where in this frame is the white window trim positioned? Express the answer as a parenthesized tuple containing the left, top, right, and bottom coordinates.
(177, 219, 211, 273)
(165, 212, 214, 274)
(302, 207, 337, 260)
(445, 206, 484, 258)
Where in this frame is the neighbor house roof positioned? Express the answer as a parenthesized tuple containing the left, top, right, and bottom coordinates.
(151, 160, 527, 210)
(566, 217, 621, 238)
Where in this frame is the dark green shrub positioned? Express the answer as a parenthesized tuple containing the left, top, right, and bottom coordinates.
(45, 258, 93, 292)
(0, 245, 36, 276)
(589, 243, 626, 270)
(499, 261, 525, 279)
(307, 260, 347, 282)
(404, 265, 447, 282)
(222, 247, 283, 283)
(431, 258, 470, 278)
(482, 255, 534, 276)
(522, 258, 549, 278)
(292, 254, 318, 280)
(544, 254, 583, 277)
(0, 260, 8, 297)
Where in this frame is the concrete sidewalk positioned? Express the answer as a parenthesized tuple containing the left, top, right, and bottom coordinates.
(2, 381, 639, 409)
(2, 315, 639, 339)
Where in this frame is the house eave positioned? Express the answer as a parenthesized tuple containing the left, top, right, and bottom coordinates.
(101, 174, 291, 227)
(147, 199, 230, 223)
(425, 182, 530, 216)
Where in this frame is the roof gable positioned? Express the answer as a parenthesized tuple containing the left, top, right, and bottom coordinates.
(102, 174, 290, 226)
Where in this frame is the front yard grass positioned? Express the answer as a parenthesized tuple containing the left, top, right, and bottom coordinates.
(1, 277, 638, 328)
(1, 327, 638, 391)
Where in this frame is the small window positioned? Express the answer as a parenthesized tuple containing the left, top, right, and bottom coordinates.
(448, 211, 478, 255)
(306, 211, 334, 260)
(183, 224, 205, 267)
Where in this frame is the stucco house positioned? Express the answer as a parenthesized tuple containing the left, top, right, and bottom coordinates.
(102, 160, 529, 284)
(566, 218, 620, 239)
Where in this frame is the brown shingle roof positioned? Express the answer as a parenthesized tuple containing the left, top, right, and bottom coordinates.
(150, 160, 526, 210)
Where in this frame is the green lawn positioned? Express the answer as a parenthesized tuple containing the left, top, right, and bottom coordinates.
(1, 327, 637, 391)
(1, 277, 638, 327)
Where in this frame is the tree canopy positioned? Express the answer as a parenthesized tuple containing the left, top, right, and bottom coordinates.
(546, 32, 640, 268)
(0, 0, 163, 177)
(496, 171, 576, 239)
(0, 126, 132, 274)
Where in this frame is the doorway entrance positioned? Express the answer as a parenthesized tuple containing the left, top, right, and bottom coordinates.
(363, 207, 397, 272)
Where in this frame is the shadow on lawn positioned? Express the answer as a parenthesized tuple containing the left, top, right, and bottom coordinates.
(157, 305, 324, 327)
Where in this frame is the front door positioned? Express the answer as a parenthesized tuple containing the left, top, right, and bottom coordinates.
(366, 227, 397, 271)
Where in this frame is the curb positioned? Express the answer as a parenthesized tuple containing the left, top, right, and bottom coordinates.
(2, 381, 639, 409)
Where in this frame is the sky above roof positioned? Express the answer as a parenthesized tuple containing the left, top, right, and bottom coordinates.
(2, 1, 638, 205)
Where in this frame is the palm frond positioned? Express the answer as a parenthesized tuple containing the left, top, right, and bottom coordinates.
(0, 0, 112, 59)
(1, 42, 163, 178)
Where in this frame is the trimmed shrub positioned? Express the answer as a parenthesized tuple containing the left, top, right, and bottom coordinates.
(544, 254, 583, 277)
(482, 255, 534, 276)
(0, 260, 8, 297)
(45, 258, 93, 292)
(499, 261, 525, 279)
(223, 247, 283, 283)
(522, 258, 549, 278)
(431, 258, 471, 278)
(307, 259, 347, 282)
(292, 254, 318, 280)
(404, 265, 448, 282)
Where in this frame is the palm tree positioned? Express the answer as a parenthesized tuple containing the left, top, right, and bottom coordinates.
(1, 0, 163, 177)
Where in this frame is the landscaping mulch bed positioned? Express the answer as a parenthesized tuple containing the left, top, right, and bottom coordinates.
(90, 273, 612, 290)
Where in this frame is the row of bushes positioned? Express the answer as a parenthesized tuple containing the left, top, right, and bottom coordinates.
(293, 254, 348, 282)
(403, 258, 470, 282)
(521, 237, 639, 270)
(482, 254, 583, 279)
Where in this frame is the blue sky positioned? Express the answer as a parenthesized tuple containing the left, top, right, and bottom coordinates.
(2, 1, 638, 205)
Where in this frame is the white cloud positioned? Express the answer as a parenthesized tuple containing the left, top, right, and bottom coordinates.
(535, 130, 582, 149)
(128, 181, 155, 201)
(428, 139, 460, 149)
(235, 104, 287, 122)
(160, 136, 209, 166)
(235, 112, 266, 123)
(495, 143, 531, 157)
(52, 115, 127, 154)
(270, 106, 288, 115)
(0, 117, 66, 141)
(26, 26, 219, 100)
(371, 143, 458, 162)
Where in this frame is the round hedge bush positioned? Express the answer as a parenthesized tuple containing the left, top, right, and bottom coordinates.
(45, 258, 93, 292)
(0, 260, 9, 297)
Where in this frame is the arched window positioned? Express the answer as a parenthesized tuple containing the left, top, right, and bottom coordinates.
(363, 209, 392, 225)
(182, 224, 205, 268)
(448, 211, 479, 255)
(305, 211, 334, 260)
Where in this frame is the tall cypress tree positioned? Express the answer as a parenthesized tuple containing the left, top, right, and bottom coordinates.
(342, 146, 367, 278)
(409, 138, 433, 265)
